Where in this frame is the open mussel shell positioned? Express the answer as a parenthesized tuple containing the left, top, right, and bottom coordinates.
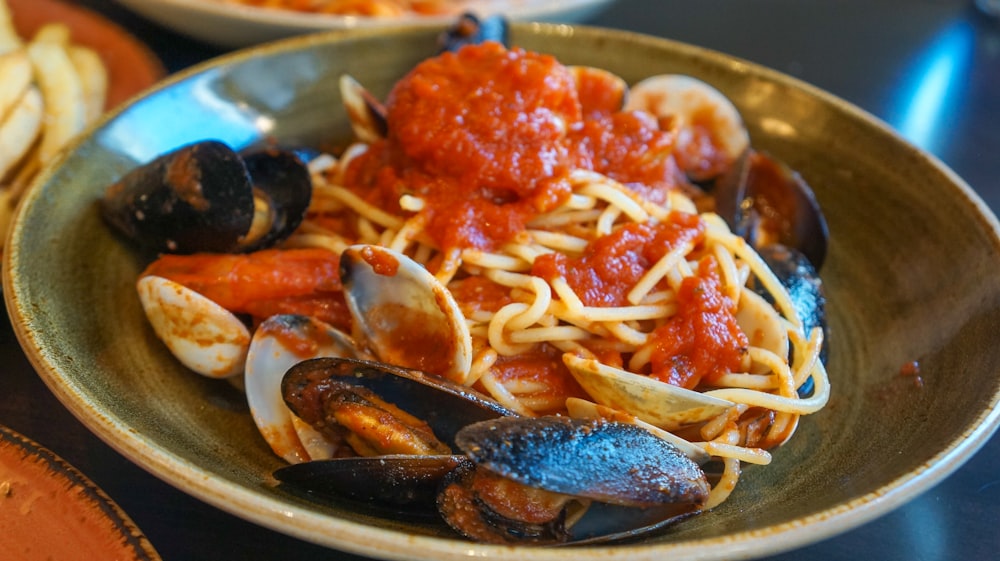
(718, 150, 830, 270)
(755, 244, 826, 338)
(280, 357, 517, 450)
(753, 244, 829, 392)
(239, 147, 312, 252)
(274, 454, 470, 513)
(339, 245, 474, 384)
(100, 140, 311, 254)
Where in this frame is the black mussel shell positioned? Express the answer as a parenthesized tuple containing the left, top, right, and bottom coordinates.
(714, 150, 829, 270)
(100, 140, 311, 254)
(274, 454, 470, 515)
(101, 140, 253, 254)
(437, 13, 509, 53)
(240, 147, 312, 252)
(751, 244, 829, 396)
(439, 417, 707, 545)
(455, 416, 709, 507)
(281, 357, 518, 451)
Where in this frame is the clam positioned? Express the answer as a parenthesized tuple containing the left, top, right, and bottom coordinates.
(625, 74, 750, 183)
(245, 314, 363, 463)
(136, 275, 250, 379)
(339, 244, 474, 385)
(100, 140, 312, 254)
(563, 353, 735, 431)
(338, 75, 386, 144)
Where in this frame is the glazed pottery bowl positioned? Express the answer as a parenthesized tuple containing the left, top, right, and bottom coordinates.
(5, 23, 1000, 561)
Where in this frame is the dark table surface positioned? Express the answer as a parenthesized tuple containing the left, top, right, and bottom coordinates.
(4, 0, 1000, 560)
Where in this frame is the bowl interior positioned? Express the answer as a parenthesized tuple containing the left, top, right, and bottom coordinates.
(6, 24, 1000, 561)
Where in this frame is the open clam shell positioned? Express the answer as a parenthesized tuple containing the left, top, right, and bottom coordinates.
(136, 275, 250, 379)
(245, 314, 361, 463)
(563, 353, 734, 431)
(339, 245, 474, 384)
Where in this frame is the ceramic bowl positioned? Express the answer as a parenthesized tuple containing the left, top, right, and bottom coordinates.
(5, 23, 1000, 561)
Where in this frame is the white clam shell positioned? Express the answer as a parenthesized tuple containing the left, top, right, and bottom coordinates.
(563, 353, 734, 431)
(625, 74, 750, 181)
(136, 275, 250, 379)
(735, 287, 790, 374)
(340, 244, 473, 385)
(245, 314, 360, 464)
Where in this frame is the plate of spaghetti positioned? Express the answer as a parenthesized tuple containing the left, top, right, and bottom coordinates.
(110, 0, 614, 47)
(5, 19, 1000, 561)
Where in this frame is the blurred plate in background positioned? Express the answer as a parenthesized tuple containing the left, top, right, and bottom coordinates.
(8, 0, 164, 109)
(110, 0, 615, 48)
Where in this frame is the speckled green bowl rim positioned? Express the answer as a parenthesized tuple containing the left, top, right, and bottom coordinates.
(5, 23, 1000, 561)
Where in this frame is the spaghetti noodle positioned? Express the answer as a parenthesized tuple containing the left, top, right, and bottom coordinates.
(279, 41, 830, 509)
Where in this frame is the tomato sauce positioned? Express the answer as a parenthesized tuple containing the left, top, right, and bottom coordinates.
(447, 276, 513, 316)
(358, 244, 399, 276)
(647, 258, 748, 389)
(142, 247, 352, 330)
(531, 211, 705, 307)
(342, 41, 682, 251)
(489, 345, 588, 412)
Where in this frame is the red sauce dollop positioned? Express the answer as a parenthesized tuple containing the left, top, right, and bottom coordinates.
(343, 41, 682, 251)
(647, 258, 748, 389)
(531, 211, 705, 307)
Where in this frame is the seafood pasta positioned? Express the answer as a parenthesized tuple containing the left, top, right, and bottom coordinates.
(266, 41, 830, 509)
(118, 37, 831, 528)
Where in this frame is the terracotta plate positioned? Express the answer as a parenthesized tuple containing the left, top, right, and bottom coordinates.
(0, 425, 161, 561)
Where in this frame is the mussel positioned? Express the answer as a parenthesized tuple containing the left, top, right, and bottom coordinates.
(280, 357, 515, 454)
(273, 356, 515, 509)
(437, 13, 509, 53)
(274, 358, 709, 545)
(717, 150, 830, 270)
(100, 140, 312, 254)
(439, 416, 708, 545)
(753, 244, 829, 398)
